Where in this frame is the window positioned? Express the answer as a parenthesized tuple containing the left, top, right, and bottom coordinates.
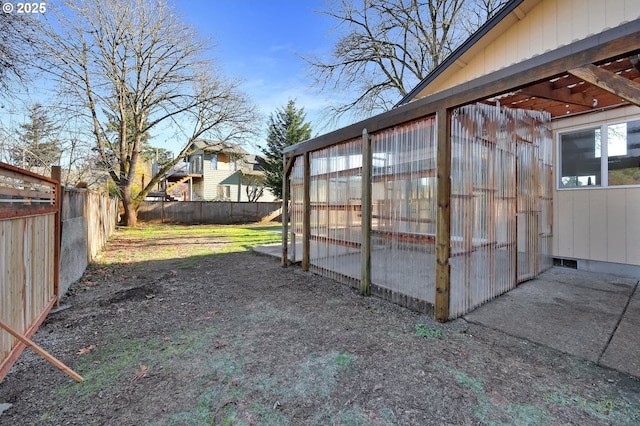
(217, 185, 230, 199)
(191, 155, 203, 174)
(211, 154, 218, 170)
(559, 119, 640, 188)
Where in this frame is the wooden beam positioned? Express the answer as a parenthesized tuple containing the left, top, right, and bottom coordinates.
(0, 318, 83, 382)
(435, 109, 452, 322)
(281, 154, 290, 267)
(360, 129, 372, 296)
(283, 154, 295, 179)
(519, 81, 596, 107)
(302, 152, 311, 271)
(630, 54, 640, 73)
(569, 63, 640, 107)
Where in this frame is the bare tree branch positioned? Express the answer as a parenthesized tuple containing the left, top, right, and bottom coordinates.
(33, 0, 258, 226)
(0, 1, 42, 94)
(304, 0, 509, 119)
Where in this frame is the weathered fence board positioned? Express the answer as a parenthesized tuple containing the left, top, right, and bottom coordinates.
(137, 200, 281, 225)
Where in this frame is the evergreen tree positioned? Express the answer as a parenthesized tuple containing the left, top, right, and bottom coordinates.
(10, 103, 62, 169)
(262, 100, 312, 199)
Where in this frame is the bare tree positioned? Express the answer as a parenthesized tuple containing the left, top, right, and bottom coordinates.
(245, 175, 265, 202)
(0, 1, 41, 95)
(35, 0, 258, 226)
(305, 0, 508, 118)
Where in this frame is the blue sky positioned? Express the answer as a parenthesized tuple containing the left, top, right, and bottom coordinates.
(1, 0, 346, 159)
(172, 0, 345, 154)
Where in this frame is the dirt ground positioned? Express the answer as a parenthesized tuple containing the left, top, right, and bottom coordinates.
(1, 224, 640, 425)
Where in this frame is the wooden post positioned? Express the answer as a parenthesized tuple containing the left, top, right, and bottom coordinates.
(51, 166, 62, 303)
(281, 154, 290, 267)
(435, 110, 452, 322)
(0, 319, 84, 382)
(360, 129, 372, 296)
(302, 152, 311, 271)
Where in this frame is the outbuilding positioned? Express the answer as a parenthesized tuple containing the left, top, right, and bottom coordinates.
(282, 0, 640, 321)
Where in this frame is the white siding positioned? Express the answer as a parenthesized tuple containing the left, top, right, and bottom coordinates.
(431, 0, 639, 94)
(552, 106, 640, 266)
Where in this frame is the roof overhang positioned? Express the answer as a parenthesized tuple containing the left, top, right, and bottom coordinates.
(396, 0, 540, 106)
(284, 18, 640, 158)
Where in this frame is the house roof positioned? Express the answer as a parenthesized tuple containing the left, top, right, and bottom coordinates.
(191, 140, 249, 156)
(397, 0, 534, 106)
(397, 0, 640, 116)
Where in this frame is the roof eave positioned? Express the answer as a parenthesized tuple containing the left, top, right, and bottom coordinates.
(395, 0, 526, 107)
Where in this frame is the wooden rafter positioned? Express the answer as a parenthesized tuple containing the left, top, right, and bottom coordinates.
(569, 64, 640, 108)
(519, 81, 596, 107)
(631, 54, 640, 73)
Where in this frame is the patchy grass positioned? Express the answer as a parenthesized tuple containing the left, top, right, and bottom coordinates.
(97, 224, 283, 264)
(543, 387, 640, 424)
(59, 327, 218, 399)
(415, 324, 444, 340)
(448, 368, 553, 425)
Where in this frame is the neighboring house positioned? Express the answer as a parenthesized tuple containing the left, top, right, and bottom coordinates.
(281, 0, 640, 320)
(161, 140, 276, 202)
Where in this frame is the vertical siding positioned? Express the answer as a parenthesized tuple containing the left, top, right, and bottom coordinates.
(555, 0, 573, 47)
(556, 191, 573, 257)
(528, 4, 544, 55)
(606, 190, 627, 264)
(554, 186, 640, 266)
(431, 0, 638, 94)
(541, 0, 558, 53)
(552, 106, 640, 266)
(572, 191, 590, 259)
(587, 0, 606, 36)
(589, 191, 608, 261)
(627, 191, 640, 263)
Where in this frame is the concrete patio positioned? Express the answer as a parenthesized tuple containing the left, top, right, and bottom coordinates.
(464, 267, 640, 378)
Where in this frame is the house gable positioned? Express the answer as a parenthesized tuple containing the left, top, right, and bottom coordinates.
(402, 0, 640, 104)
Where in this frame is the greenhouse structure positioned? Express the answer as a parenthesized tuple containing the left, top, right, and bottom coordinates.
(281, 0, 640, 321)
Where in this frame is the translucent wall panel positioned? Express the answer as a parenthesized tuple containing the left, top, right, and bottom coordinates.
(289, 156, 304, 263)
(309, 138, 363, 286)
(449, 103, 552, 318)
(370, 117, 437, 303)
(536, 115, 554, 273)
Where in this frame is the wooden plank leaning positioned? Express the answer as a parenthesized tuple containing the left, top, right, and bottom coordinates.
(0, 319, 84, 383)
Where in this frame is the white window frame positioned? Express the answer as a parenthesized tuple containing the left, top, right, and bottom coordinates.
(557, 117, 640, 190)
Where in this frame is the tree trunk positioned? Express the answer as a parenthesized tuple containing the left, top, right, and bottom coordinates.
(121, 183, 138, 227)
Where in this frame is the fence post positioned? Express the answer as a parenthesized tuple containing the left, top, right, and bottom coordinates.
(51, 166, 62, 304)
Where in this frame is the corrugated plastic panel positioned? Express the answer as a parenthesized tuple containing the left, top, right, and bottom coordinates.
(370, 117, 437, 304)
(289, 156, 304, 263)
(309, 139, 363, 286)
(449, 103, 552, 318)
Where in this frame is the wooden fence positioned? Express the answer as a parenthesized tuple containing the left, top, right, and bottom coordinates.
(59, 188, 119, 296)
(137, 200, 281, 225)
(0, 162, 61, 381)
